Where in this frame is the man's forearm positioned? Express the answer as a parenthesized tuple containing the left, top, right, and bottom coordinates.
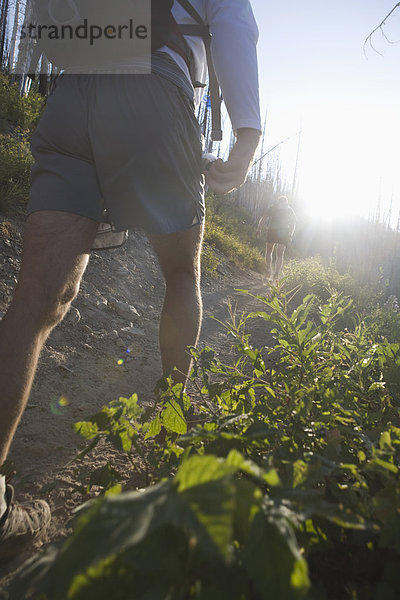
(205, 127, 261, 195)
(236, 127, 261, 145)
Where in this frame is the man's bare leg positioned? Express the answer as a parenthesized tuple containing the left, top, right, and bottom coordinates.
(265, 242, 275, 279)
(147, 223, 204, 387)
(274, 243, 286, 280)
(0, 211, 98, 467)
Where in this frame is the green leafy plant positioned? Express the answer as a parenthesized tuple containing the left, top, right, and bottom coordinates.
(171, 286, 400, 599)
(70, 394, 144, 493)
(0, 130, 34, 211)
(204, 195, 264, 271)
(282, 257, 354, 303)
(10, 452, 309, 600)
(201, 244, 219, 278)
(0, 71, 44, 131)
(10, 286, 400, 599)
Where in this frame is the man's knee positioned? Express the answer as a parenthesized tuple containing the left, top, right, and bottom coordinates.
(164, 261, 200, 291)
(48, 280, 81, 322)
(12, 212, 95, 327)
(148, 225, 203, 288)
(14, 270, 81, 327)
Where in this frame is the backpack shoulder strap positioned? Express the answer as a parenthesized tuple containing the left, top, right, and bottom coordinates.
(175, 0, 205, 27)
(173, 0, 222, 141)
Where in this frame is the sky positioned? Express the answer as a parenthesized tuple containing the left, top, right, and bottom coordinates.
(249, 0, 400, 222)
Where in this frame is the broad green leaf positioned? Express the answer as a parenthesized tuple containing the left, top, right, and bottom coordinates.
(247, 311, 271, 321)
(226, 449, 281, 487)
(297, 322, 316, 347)
(232, 478, 262, 542)
(161, 399, 187, 434)
(74, 421, 99, 440)
(121, 428, 133, 452)
(104, 484, 122, 497)
(183, 478, 236, 558)
(143, 413, 162, 439)
(118, 394, 144, 418)
(242, 511, 310, 599)
(175, 455, 234, 492)
(226, 449, 261, 475)
(15, 483, 173, 599)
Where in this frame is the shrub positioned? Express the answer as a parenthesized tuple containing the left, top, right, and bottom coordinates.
(282, 256, 353, 301)
(365, 298, 400, 345)
(11, 287, 400, 599)
(10, 452, 309, 600)
(206, 195, 260, 247)
(205, 195, 264, 271)
(0, 130, 33, 211)
(282, 256, 397, 321)
(0, 71, 44, 131)
(201, 244, 219, 278)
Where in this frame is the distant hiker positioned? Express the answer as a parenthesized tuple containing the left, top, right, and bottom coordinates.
(257, 196, 296, 281)
(0, 0, 261, 559)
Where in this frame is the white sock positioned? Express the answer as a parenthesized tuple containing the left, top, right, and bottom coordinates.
(0, 475, 7, 519)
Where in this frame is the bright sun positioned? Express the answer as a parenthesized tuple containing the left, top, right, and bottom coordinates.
(295, 104, 399, 223)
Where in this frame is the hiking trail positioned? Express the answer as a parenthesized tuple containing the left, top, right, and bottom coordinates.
(0, 211, 271, 586)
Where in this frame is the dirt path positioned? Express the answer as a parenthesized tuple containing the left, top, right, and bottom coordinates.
(0, 214, 271, 587)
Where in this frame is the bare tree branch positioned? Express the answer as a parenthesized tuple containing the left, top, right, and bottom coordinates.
(364, 2, 400, 56)
(252, 131, 302, 167)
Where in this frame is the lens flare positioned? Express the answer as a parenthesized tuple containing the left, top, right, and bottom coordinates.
(50, 396, 70, 415)
(117, 359, 124, 366)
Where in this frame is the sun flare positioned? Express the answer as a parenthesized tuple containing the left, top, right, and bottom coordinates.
(296, 104, 399, 222)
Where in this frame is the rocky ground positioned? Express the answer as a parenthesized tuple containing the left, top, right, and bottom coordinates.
(0, 209, 270, 589)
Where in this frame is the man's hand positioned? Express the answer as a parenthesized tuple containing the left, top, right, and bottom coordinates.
(205, 128, 260, 195)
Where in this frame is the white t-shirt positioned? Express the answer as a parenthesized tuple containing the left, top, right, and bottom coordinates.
(161, 0, 261, 133)
(63, 0, 261, 134)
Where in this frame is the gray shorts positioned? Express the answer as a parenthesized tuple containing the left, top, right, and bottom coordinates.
(28, 71, 204, 235)
(266, 228, 290, 246)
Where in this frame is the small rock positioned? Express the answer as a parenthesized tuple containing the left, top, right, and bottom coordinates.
(116, 266, 130, 276)
(83, 308, 112, 326)
(59, 365, 74, 374)
(0, 311, 5, 320)
(120, 326, 146, 337)
(96, 300, 108, 311)
(109, 329, 119, 340)
(113, 300, 140, 322)
(65, 306, 81, 326)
